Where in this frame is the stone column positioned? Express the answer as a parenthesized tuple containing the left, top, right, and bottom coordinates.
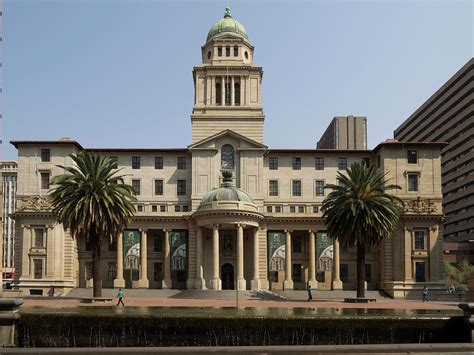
(210, 224, 221, 290)
(251, 227, 261, 290)
(137, 228, 149, 288)
(231, 76, 235, 106)
(404, 227, 413, 281)
(429, 226, 439, 282)
(308, 230, 318, 288)
(332, 238, 343, 289)
(211, 76, 215, 105)
(194, 227, 205, 289)
(283, 229, 294, 290)
(20, 225, 31, 278)
(113, 232, 125, 288)
(162, 229, 172, 289)
(221, 76, 225, 105)
(236, 224, 246, 290)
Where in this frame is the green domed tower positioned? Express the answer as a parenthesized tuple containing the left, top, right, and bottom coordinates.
(191, 6, 265, 145)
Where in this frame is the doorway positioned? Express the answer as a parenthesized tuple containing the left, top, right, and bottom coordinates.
(221, 263, 234, 290)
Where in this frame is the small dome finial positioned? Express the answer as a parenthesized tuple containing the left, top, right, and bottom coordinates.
(222, 170, 233, 182)
(224, 6, 232, 18)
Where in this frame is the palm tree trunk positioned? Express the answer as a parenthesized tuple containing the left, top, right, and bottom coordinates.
(91, 229, 102, 298)
(356, 242, 366, 298)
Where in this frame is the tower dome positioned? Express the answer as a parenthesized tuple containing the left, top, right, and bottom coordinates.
(206, 6, 249, 43)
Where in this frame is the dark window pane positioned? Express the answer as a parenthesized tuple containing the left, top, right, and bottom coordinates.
(155, 180, 163, 195)
(292, 180, 301, 196)
(41, 172, 50, 190)
(315, 180, 325, 196)
(216, 83, 222, 105)
(233, 45, 238, 56)
(269, 180, 278, 196)
(177, 180, 186, 195)
(177, 157, 187, 169)
(338, 158, 347, 170)
(225, 46, 230, 56)
(414, 231, 425, 250)
(292, 157, 301, 170)
(269, 157, 278, 170)
(132, 156, 141, 169)
(217, 46, 222, 56)
(132, 180, 140, 195)
(415, 262, 426, 282)
(407, 150, 417, 164)
(408, 174, 418, 191)
(155, 156, 163, 169)
(41, 149, 50, 162)
(315, 157, 324, 170)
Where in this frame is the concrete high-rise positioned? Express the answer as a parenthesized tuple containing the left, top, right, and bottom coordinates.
(394, 58, 473, 248)
(1, 162, 17, 282)
(317, 116, 367, 150)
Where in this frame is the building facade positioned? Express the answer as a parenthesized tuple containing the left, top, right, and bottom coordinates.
(394, 58, 473, 244)
(316, 116, 367, 150)
(12, 7, 446, 298)
(1, 162, 17, 282)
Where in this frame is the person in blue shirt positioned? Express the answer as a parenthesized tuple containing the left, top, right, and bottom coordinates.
(116, 288, 125, 306)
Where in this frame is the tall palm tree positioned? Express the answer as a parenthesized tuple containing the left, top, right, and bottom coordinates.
(322, 162, 403, 298)
(49, 151, 136, 297)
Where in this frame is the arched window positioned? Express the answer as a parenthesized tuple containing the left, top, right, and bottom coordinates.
(234, 83, 240, 106)
(216, 82, 222, 105)
(221, 145, 235, 169)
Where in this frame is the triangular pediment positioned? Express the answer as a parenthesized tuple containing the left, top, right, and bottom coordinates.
(188, 130, 267, 150)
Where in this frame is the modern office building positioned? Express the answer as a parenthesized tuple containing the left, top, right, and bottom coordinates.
(1, 162, 17, 281)
(11, 7, 445, 298)
(394, 58, 473, 257)
(316, 116, 367, 150)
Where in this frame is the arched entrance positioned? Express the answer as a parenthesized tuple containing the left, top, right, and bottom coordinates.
(221, 263, 234, 290)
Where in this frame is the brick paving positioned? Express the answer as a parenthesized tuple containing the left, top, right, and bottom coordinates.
(18, 289, 460, 310)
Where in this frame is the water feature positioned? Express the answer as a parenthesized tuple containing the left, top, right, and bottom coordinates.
(18, 307, 468, 347)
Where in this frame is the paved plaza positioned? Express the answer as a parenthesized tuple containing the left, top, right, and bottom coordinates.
(18, 289, 461, 311)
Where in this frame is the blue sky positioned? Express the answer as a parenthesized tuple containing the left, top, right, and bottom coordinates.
(2, 0, 473, 160)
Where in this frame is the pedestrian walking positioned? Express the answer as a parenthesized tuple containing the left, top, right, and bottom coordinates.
(116, 288, 125, 306)
(422, 286, 428, 302)
(307, 283, 313, 302)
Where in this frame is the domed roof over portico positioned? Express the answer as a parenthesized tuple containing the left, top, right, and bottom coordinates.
(206, 6, 249, 43)
(201, 171, 255, 205)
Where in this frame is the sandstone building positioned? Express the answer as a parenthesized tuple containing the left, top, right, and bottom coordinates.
(11, 7, 445, 298)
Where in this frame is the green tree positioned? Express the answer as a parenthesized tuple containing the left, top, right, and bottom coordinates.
(444, 260, 474, 290)
(322, 162, 403, 298)
(49, 151, 136, 297)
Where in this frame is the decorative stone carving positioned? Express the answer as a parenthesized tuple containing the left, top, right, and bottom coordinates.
(18, 195, 52, 211)
(404, 197, 437, 214)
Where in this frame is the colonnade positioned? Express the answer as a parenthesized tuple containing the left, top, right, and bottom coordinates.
(112, 227, 343, 290)
(212, 75, 244, 106)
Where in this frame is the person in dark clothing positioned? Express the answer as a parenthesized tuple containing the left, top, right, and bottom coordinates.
(307, 283, 313, 302)
(422, 286, 428, 302)
(116, 288, 125, 306)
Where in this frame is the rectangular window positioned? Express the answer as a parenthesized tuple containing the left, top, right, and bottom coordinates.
(177, 157, 187, 169)
(177, 180, 187, 196)
(407, 150, 417, 164)
(175, 205, 181, 212)
(225, 46, 230, 57)
(315, 157, 324, 170)
(40, 172, 50, 190)
(160, 205, 166, 212)
(217, 46, 222, 56)
(155, 179, 163, 195)
(290, 205, 296, 213)
(292, 264, 302, 282)
(183, 205, 189, 212)
(292, 157, 301, 170)
(292, 180, 302, 196)
(266, 206, 272, 213)
(108, 262, 116, 281)
(34, 228, 45, 247)
(275, 205, 282, 213)
(298, 205, 305, 213)
(233, 45, 238, 56)
(414, 230, 425, 250)
(338, 157, 347, 170)
(33, 259, 43, 279)
(340, 264, 349, 283)
(41, 148, 50, 162)
(137, 204, 144, 212)
(132, 156, 141, 169)
(269, 157, 278, 170)
(132, 179, 141, 195)
(155, 156, 163, 169)
(408, 174, 419, 192)
(312, 205, 319, 213)
(152, 205, 158, 212)
(109, 156, 118, 169)
(269, 180, 279, 196)
(223, 234, 233, 254)
(315, 180, 325, 196)
(415, 261, 426, 282)
(154, 235, 163, 252)
(365, 264, 372, 282)
(154, 262, 163, 281)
